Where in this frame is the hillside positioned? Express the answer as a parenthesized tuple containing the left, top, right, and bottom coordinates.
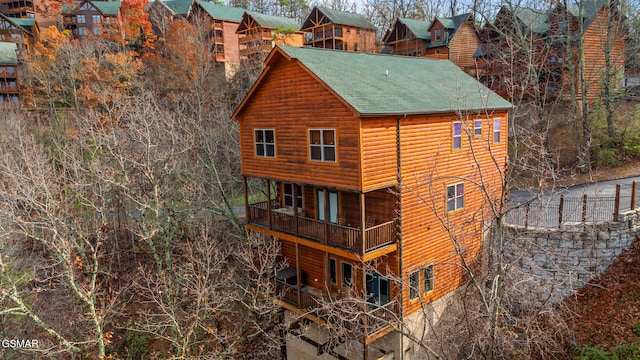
(564, 236, 640, 350)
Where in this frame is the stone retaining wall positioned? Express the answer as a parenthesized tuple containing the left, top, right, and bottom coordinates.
(505, 209, 640, 302)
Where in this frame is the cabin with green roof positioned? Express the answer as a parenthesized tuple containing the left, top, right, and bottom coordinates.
(382, 18, 431, 56)
(475, 0, 625, 101)
(190, 1, 244, 67)
(236, 11, 303, 62)
(301, 6, 377, 53)
(147, 0, 193, 37)
(0, 41, 18, 106)
(0, 13, 38, 57)
(63, 0, 123, 39)
(0, 0, 34, 19)
(233, 45, 511, 359)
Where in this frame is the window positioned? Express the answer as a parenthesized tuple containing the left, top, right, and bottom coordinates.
(93, 27, 102, 35)
(76, 14, 85, 23)
(309, 129, 336, 162)
(92, 14, 101, 23)
(446, 183, 464, 212)
(77, 27, 87, 36)
(11, 95, 17, 103)
(283, 183, 302, 208)
(366, 272, 389, 305)
(255, 129, 275, 158)
(435, 29, 441, 41)
(474, 120, 482, 136)
(341, 261, 352, 287)
(493, 119, 501, 143)
(452, 122, 462, 150)
(354, 43, 358, 51)
(409, 271, 419, 300)
(329, 258, 337, 284)
(423, 265, 434, 294)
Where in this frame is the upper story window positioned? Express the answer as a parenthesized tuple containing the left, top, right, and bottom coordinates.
(92, 14, 101, 23)
(283, 183, 302, 208)
(447, 183, 464, 212)
(77, 27, 87, 36)
(341, 261, 352, 287)
(255, 129, 275, 157)
(435, 29, 441, 41)
(80, 2, 94, 10)
(452, 122, 462, 150)
(93, 27, 101, 35)
(493, 119, 501, 143)
(309, 129, 336, 162)
(77, 14, 86, 23)
(423, 265, 434, 294)
(409, 270, 419, 300)
(474, 120, 482, 136)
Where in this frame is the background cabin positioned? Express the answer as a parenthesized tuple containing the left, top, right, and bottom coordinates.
(301, 6, 377, 53)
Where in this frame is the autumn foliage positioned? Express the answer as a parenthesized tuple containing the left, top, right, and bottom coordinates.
(120, 0, 155, 53)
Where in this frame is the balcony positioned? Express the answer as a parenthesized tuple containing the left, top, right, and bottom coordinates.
(275, 280, 399, 338)
(247, 200, 397, 255)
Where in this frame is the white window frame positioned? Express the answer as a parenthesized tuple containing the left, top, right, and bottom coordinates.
(452, 122, 462, 150)
(92, 14, 101, 23)
(77, 26, 87, 36)
(474, 119, 482, 136)
(423, 265, 434, 294)
(309, 129, 336, 162)
(493, 119, 501, 143)
(446, 182, 464, 212)
(76, 14, 86, 24)
(409, 271, 419, 300)
(254, 129, 275, 158)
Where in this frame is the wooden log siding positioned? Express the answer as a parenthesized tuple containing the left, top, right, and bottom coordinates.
(237, 57, 362, 190)
(398, 112, 508, 315)
(360, 118, 398, 191)
(448, 22, 480, 73)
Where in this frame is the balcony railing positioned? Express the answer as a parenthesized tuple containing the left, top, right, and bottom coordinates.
(248, 201, 397, 255)
(276, 280, 399, 337)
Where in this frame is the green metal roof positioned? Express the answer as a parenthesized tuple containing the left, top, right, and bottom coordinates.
(302, 6, 375, 30)
(196, 1, 244, 22)
(398, 18, 431, 40)
(566, 0, 606, 29)
(12, 18, 35, 27)
(276, 46, 511, 115)
(93, 1, 122, 16)
(0, 42, 18, 64)
(512, 7, 550, 34)
(163, 0, 192, 15)
(244, 10, 300, 30)
(427, 13, 472, 48)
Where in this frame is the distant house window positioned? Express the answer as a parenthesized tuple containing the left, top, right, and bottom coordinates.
(446, 183, 464, 212)
(93, 27, 102, 35)
(77, 27, 87, 36)
(329, 258, 337, 284)
(423, 265, 434, 294)
(255, 129, 275, 157)
(452, 122, 462, 150)
(435, 29, 441, 41)
(77, 14, 86, 23)
(474, 120, 482, 136)
(341, 261, 352, 287)
(92, 14, 101, 23)
(409, 271, 419, 300)
(6, 66, 14, 76)
(354, 43, 358, 51)
(11, 95, 18, 103)
(283, 183, 302, 208)
(435, 49, 441, 54)
(493, 119, 501, 143)
(309, 129, 336, 162)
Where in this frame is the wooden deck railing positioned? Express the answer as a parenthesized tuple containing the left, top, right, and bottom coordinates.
(247, 202, 397, 255)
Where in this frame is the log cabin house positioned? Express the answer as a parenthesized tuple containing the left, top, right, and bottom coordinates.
(233, 45, 511, 359)
(474, 0, 626, 102)
(147, 0, 193, 38)
(0, 0, 33, 19)
(0, 12, 38, 59)
(0, 41, 19, 106)
(236, 10, 303, 64)
(63, 0, 123, 40)
(301, 6, 377, 53)
(383, 13, 479, 75)
(382, 18, 431, 57)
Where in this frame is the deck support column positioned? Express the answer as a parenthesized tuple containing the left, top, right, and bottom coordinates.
(267, 179, 272, 230)
(243, 176, 249, 223)
(293, 183, 299, 235)
(296, 243, 301, 307)
(323, 188, 328, 244)
(360, 192, 366, 255)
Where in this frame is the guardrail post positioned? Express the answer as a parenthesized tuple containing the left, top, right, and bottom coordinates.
(581, 194, 587, 223)
(558, 195, 564, 228)
(614, 184, 621, 221)
(631, 181, 637, 210)
(524, 203, 530, 230)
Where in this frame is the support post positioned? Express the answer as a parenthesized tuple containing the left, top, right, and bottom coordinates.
(631, 181, 636, 210)
(582, 194, 587, 223)
(267, 179, 272, 229)
(244, 176, 250, 223)
(524, 203, 530, 230)
(293, 184, 299, 235)
(360, 192, 366, 255)
(296, 243, 301, 307)
(324, 189, 328, 244)
(614, 184, 621, 221)
(558, 195, 564, 228)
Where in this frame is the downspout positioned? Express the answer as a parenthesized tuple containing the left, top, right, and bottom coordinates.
(396, 114, 406, 360)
